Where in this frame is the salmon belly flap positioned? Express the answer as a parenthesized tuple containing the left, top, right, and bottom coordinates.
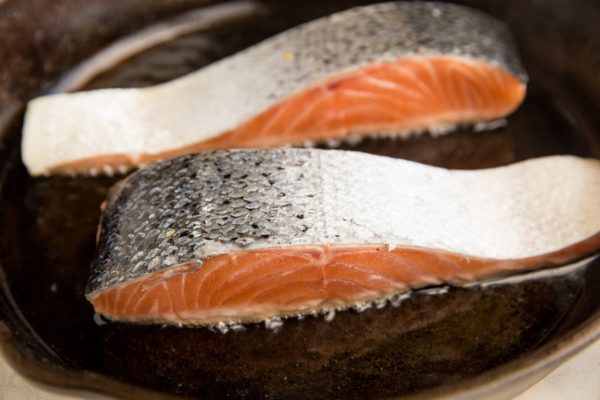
(22, 1, 527, 176)
(86, 149, 600, 325)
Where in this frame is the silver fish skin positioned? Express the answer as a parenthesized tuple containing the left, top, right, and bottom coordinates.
(248, 0, 529, 90)
(86, 149, 600, 295)
(24, 1, 527, 176)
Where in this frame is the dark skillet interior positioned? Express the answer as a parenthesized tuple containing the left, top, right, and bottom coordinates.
(1, 0, 600, 399)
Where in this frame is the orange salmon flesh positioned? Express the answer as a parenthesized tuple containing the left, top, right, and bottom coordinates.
(88, 234, 598, 325)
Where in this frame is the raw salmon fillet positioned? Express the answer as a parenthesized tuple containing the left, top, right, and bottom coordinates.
(23, 2, 527, 176)
(87, 149, 600, 325)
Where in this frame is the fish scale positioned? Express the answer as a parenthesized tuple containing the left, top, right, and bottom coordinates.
(88, 150, 324, 292)
(256, 1, 528, 87)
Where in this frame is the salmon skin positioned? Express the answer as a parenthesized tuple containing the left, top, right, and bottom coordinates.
(23, 1, 527, 176)
(87, 149, 600, 325)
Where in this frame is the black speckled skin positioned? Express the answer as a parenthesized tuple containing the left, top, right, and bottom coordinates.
(87, 150, 325, 293)
(254, 1, 528, 97)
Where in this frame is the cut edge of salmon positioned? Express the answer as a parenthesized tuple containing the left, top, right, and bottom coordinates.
(49, 56, 526, 176)
(87, 232, 599, 326)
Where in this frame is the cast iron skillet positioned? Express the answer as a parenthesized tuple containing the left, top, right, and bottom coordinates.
(1, 1, 599, 399)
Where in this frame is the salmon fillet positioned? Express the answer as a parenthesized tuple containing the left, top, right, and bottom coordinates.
(23, 2, 527, 176)
(86, 149, 600, 325)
